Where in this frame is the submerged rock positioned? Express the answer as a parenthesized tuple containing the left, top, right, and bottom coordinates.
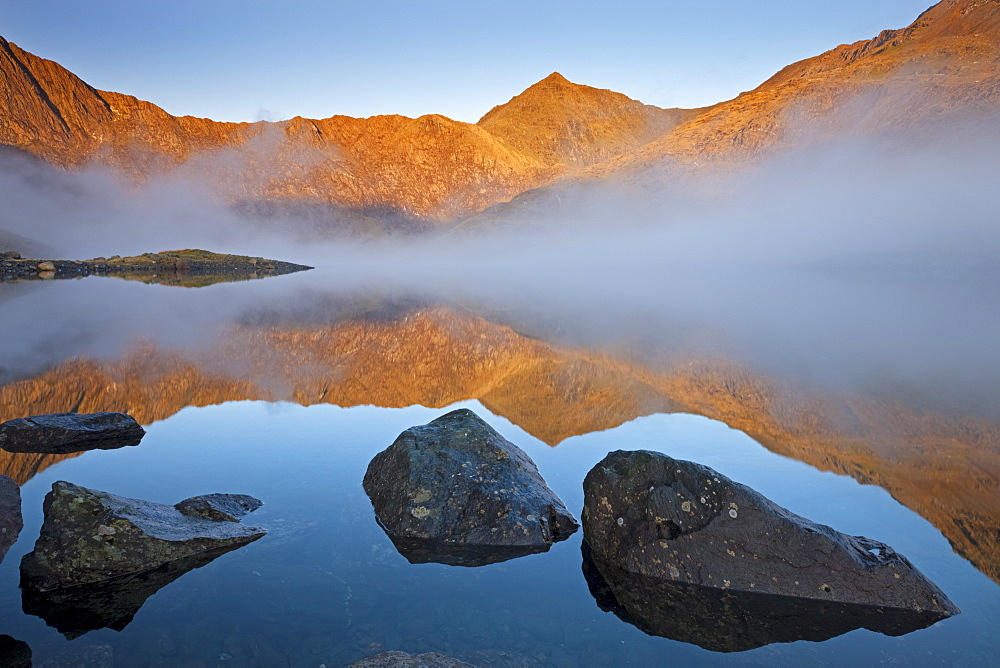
(582, 540, 952, 652)
(20, 482, 265, 591)
(23, 545, 252, 639)
(363, 409, 577, 565)
(0, 412, 145, 454)
(0, 474, 22, 564)
(350, 651, 473, 667)
(582, 450, 958, 616)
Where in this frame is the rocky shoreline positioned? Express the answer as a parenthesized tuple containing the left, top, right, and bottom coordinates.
(0, 249, 312, 286)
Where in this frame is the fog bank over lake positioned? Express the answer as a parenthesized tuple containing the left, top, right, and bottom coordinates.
(1, 115, 998, 417)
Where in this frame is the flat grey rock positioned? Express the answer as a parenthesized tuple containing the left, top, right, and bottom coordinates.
(582, 450, 958, 616)
(363, 409, 577, 563)
(0, 412, 145, 454)
(175, 493, 263, 522)
(21, 482, 265, 591)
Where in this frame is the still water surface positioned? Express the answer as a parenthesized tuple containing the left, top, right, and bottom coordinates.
(0, 400, 997, 665)
(0, 269, 998, 666)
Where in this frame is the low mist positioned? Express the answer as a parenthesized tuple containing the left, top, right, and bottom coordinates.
(298, 113, 1000, 415)
(1, 111, 997, 418)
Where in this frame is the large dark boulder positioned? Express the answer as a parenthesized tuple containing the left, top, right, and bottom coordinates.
(0, 474, 22, 564)
(0, 412, 145, 454)
(363, 409, 577, 565)
(582, 450, 958, 616)
(21, 482, 265, 591)
(581, 540, 953, 652)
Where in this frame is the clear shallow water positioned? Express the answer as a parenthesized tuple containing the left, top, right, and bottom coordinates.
(1, 400, 996, 666)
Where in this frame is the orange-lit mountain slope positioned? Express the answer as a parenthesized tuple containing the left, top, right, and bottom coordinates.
(582, 0, 1000, 183)
(0, 38, 687, 223)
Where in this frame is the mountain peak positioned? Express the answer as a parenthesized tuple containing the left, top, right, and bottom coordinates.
(540, 72, 570, 85)
(477, 73, 692, 169)
(519, 72, 578, 94)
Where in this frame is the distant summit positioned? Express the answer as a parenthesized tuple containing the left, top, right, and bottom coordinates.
(535, 72, 572, 86)
(478, 73, 695, 169)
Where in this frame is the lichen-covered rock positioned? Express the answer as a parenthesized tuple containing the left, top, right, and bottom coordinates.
(582, 450, 958, 616)
(0, 474, 22, 564)
(581, 540, 953, 652)
(0, 412, 145, 454)
(175, 494, 262, 522)
(363, 409, 577, 562)
(20, 482, 265, 591)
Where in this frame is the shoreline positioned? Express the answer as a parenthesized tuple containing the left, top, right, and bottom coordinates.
(0, 250, 313, 286)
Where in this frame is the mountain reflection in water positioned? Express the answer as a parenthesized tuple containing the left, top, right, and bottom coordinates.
(0, 297, 997, 588)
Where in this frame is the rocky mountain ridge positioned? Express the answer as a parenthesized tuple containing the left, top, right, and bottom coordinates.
(577, 0, 1000, 182)
(0, 35, 688, 225)
(3, 1, 997, 231)
(459, 0, 1000, 226)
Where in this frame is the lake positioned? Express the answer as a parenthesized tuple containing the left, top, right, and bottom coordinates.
(0, 263, 997, 666)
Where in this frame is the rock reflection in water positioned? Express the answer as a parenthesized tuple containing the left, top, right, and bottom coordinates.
(0, 635, 31, 668)
(581, 542, 953, 653)
(0, 474, 22, 564)
(21, 545, 248, 639)
(377, 525, 550, 567)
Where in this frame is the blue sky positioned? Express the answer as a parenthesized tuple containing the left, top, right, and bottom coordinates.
(2, 0, 935, 123)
